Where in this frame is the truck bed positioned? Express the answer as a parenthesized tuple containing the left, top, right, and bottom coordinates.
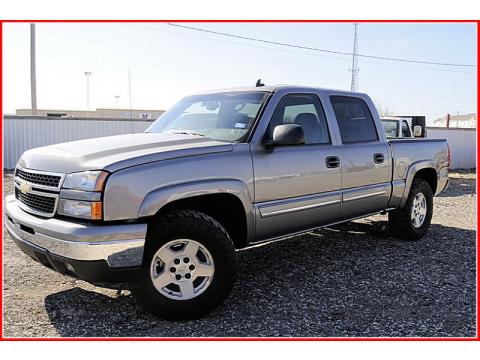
(388, 137, 449, 195)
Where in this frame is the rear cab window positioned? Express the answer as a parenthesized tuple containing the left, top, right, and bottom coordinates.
(330, 96, 378, 143)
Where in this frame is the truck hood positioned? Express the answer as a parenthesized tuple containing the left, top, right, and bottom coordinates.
(18, 133, 234, 174)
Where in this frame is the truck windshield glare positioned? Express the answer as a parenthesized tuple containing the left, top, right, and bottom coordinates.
(146, 91, 269, 142)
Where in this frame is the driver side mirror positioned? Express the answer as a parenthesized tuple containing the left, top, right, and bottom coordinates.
(265, 124, 305, 147)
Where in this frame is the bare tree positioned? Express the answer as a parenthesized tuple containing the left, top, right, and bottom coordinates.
(374, 101, 395, 117)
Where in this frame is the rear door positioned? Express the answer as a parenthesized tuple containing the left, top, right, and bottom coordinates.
(329, 95, 392, 219)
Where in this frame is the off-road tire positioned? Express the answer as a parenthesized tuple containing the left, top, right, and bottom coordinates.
(129, 210, 237, 320)
(388, 178, 433, 240)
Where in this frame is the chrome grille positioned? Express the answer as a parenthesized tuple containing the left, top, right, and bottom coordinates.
(15, 168, 62, 188)
(15, 188, 57, 215)
(14, 167, 64, 217)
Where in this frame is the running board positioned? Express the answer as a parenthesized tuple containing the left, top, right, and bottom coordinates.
(245, 208, 396, 248)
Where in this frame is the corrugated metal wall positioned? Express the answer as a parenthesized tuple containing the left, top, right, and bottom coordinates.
(3, 116, 151, 169)
(2, 117, 477, 170)
(427, 127, 477, 169)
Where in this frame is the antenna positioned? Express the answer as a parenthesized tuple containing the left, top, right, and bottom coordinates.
(256, 79, 264, 87)
(350, 23, 360, 92)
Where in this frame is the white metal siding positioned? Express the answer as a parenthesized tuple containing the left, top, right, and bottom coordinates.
(427, 128, 477, 169)
(2, 117, 477, 170)
(3, 117, 151, 169)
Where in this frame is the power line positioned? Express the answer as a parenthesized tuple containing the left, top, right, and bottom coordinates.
(127, 24, 352, 62)
(126, 24, 474, 75)
(166, 23, 476, 68)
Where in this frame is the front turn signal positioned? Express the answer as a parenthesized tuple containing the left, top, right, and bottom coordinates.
(91, 202, 103, 220)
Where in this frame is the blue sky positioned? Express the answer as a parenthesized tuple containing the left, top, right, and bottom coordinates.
(3, 22, 477, 124)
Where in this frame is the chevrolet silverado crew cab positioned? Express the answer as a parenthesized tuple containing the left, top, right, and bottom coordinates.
(5, 85, 449, 319)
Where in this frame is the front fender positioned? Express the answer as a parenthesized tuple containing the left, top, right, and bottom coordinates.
(138, 179, 255, 241)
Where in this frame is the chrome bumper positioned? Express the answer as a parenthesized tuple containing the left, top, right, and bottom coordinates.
(5, 195, 147, 268)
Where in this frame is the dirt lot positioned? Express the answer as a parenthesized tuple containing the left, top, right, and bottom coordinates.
(2, 170, 476, 338)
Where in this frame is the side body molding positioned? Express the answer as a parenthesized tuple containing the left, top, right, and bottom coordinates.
(138, 179, 255, 242)
(400, 160, 436, 208)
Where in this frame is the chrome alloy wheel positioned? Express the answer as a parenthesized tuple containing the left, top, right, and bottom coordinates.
(150, 239, 215, 300)
(411, 193, 427, 228)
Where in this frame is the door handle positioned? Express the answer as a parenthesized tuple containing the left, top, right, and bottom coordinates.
(374, 153, 385, 164)
(326, 156, 340, 168)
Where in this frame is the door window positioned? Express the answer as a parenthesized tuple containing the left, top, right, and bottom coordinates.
(330, 96, 378, 143)
(268, 94, 330, 144)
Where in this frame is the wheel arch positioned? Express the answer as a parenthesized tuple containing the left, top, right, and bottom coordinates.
(138, 179, 254, 248)
(400, 160, 438, 208)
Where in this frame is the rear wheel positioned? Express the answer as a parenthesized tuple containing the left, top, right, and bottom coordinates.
(388, 178, 433, 240)
(129, 210, 237, 320)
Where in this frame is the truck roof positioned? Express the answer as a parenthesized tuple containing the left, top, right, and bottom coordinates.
(192, 84, 366, 96)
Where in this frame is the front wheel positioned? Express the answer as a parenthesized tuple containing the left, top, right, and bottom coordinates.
(129, 210, 237, 320)
(388, 178, 433, 240)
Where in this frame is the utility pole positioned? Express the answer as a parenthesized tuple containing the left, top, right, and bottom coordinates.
(350, 23, 360, 92)
(128, 69, 133, 120)
(128, 69, 134, 134)
(84, 71, 92, 117)
(30, 24, 37, 115)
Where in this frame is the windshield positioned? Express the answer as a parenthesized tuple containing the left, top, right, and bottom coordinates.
(147, 91, 269, 142)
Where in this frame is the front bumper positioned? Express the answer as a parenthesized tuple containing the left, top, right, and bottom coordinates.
(5, 195, 147, 282)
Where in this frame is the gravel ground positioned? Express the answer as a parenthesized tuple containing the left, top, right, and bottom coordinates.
(2, 170, 476, 338)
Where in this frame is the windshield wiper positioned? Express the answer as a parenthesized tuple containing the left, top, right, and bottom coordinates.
(170, 131, 207, 137)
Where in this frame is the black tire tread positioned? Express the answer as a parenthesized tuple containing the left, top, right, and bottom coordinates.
(388, 178, 433, 241)
(130, 209, 237, 320)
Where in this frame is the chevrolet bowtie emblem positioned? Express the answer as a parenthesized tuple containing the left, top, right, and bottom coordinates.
(19, 181, 31, 194)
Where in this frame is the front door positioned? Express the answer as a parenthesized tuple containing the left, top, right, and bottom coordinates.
(251, 93, 342, 241)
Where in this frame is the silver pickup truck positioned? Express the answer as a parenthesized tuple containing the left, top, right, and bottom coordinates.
(5, 85, 449, 319)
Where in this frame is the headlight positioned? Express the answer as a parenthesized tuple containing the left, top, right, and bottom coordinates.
(58, 199, 103, 220)
(60, 170, 108, 220)
(63, 171, 109, 191)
